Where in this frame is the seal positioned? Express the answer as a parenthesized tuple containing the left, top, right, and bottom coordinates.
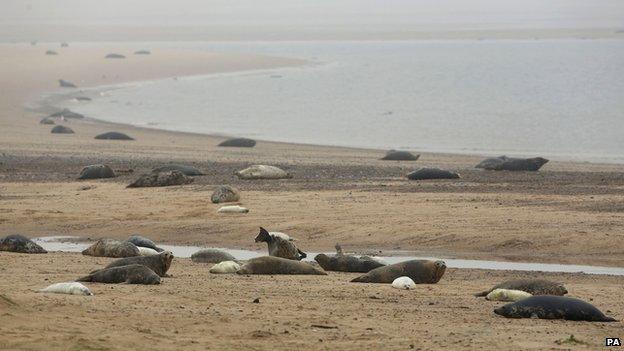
(46, 50, 58, 55)
(314, 249, 385, 273)
(255, 227, 306, 260)
(391, 276, 416, 290)
(407, 168, 460, 180)
(105, 53, 126, 59)
(211, 185, 241, 203)
(237, 256, 327, 275)
(217, 205, 249, 213)
(38, 282, 92, 296)
(476, 156, 548, 171)
(475, 156, 509, 169)
(209, 261, 241, 274)
(351, 259, 446, 284)
(75, 96, 92, 101)
(94, 132, 134, 140)
(127, 170, 193, 188)
(191, 249, 236, 263)
(40, 117, 55, 125)
(81, 239, 140, 258)
(151, 164, 204, 176)
(381, 150, 420, 161)
(494, 296, 617, 322)
(218, 138, 256, 147)
(134, 50, 151, 55)
(485, 288, 532, 302)
(77, 264, 161, 284)
(235, 165, 292, 180)
(58, 79, 77, 88)
(49, 108, 84, 119)
(51, 125, 74, 134)
(126, 235, 164, 252)
(98, 251, 173, 277)
(0, 234, 47, 254)
(78, 164, 115, 179)
(138, 247, 159, 256)
(474, 279, 567, 297)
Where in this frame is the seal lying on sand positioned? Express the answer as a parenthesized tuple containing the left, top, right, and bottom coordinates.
(475, 156, 509, 169)
(95, 132, 134, 140)
(126, 235, 164, 252)
(494, 296, 616, 322)
(486, 288, 532, 302)
(217, 205, 249, 213)
(211, 185, 240, 203)
(475, 279, 567, 297)
(134, 50, 151, 55)
(77, 264, 160, 284)
(255, 227, 306, 260)
(218, 138, 256, 147)
(237, 256, 327, 275)
(314, 247, 385, 273)
(0, 234, 47, 254)
(235, 165, 292, 180)
(78, 164, 115, 179)
(381, 150, 420, 161)
(82, 239, 139, 258)
(98, 251, 173, 277)
(49, 108, 84, 119)
(476, 156, 548, 171)
(209, 261, 241, 274)
(105, 53, 126, 59)
(51, 125, 74, 134)
(127, 170, 193, 188)
(351, 260, 446, 284)
(38, 282, 92, 296)
(392, 276, 416, 290)
(191, 249, 236, 263)
(40, 117, 55, 125)
(151, 164, 204, 176)
(58, 79, 77, 88)
(46, 50, 58, 55)
(407, 168, 460, 180)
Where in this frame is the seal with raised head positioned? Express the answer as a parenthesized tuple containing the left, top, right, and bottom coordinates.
(381, 150, 420, 161)
(494, 296, 616, 322)
(127, 170, 193, 188)
(211, 185, 240, 203)
(407, 168, 460, 180)
(255, 227, 306, 260)
(191, 248, 236, 264)
(97, 251, 173, 277)
(314, 248, 385, 273)
(0, 234, 47, 254)
(351, 259, 446, 284)
(126, 235, 164, 252)
(474, 279, 567, 297)
(218, 138, 256, 147)
(151, 164, 204, 176)
(51, 125, 74, 134)
(78, 164, 115, 179)
(77, 264, 161, 284)
(95, 131, 134, 140)
(237, 256, 327, 275)
(81, 239, 139, 258)
(235, 165, 292, 180)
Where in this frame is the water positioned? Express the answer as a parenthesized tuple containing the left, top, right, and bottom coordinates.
(64, 40, 624, 163)
(34, 236, 624, 276)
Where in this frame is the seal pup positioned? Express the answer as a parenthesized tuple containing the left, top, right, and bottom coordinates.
(0, 234, 47, 254)
(38, 282, 92, 296)
(209, 261, 241, 274)
(78, 164, 115, 179)
(217, 205, 249, 213)
(475, 279, 567, 297)
(351, 260, 446, 284)
(407, 168, 460, 180)
(381, 150, 420, 161)
(255, 227, 306, 260)
(138, 247, 159, 256)
(94, 131, 134, 140)
(98, 251, 173, 277)
(235, 165, 292, 180)
(51, 125, 74, 134)
(314, 245, 385, 273)
(126, 235, 164, 252)
(392, 276, 416, 290)
(494, 296, 616, 322)
(58, 79, 77, 88)
(191, 249, 237, 263)
(486, 288, 532, 302)
(82, 239, 139, 258)
(211, 185, 241, 203)
(218, 138, 256, 147)
(77, 264, 161, 284)
(127, 170, 193, 188)
(237, 256, 327, 275)
(151, 164, 204, 176)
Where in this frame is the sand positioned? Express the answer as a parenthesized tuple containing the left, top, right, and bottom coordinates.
(0, 43, 623, 350)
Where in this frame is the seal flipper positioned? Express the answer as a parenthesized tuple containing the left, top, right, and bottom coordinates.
(601, 316, 617, 322)
(75, 275, 92, 282)
(297, 249, 307, 260)
(474, 290, 489, 297)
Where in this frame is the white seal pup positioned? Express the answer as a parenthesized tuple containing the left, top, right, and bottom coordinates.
(38, 282, 93, 296)
(486, 288, 532, 302)
(392, 276, 416, 290)
(209, 261, 241, 274)
(217, 205, 249, 213)
(235, 165, 292, 180)
(138, 246, 159, 256)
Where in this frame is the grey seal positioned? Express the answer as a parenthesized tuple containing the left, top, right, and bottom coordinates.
(475, 279, 567, 297)
(381, 150, 420, 161)
(94, 132, 134, 140)
(191, 249, 237, 263)
(218, 138, 256, 147)
(81, 239, 139, 258)
(0, 234, 47, 254)
(126, 235, 164, 252)
(351, 259, 446, 284)
(494, 296, 616, 322)
(105, 53, 126, 59)
(211, 185, 240, 203)
(255, 227, 306, 261)
(49, 108, 84, 119)
(78, 164, 115, 179)
(98, 251, 173, 277)
(51, 125, 74, 134)
(77, 264, 160, 284)
(127, 170, 193, 188)
(58, 79, 77, 88)
(237, 256, 326, 275)
(151, 164, 204, 176)
(476, 156, 548, 171)
(406, 168, 460, 180)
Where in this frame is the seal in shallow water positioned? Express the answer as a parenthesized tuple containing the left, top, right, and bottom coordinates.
(94, 132, 134, 140)
(494, 296, 616, 322)
(407, 168, 460, 180)
(0, 234, 47, 254)
(381, 150, 420, 161)
(218, 138, 256, 147)
(191, 249, 236, 263)
(78, 164, 115, 179)
(255, 227, 306, 260)
(51, 125, 74, 134)
(126, 235, 164, 252)
(211, 185, 240, 203)
(351, 259, 446, 284)
(235, 165, 292, 180)
(127, 170, 193, 188)
(151, 164, 204, 176)
(474, 279, 567, 297)
(81, 239, 139, 258)
(98, 251, 173, 277)
(237, 256, 327, 275)
(77, 264, 160, 284)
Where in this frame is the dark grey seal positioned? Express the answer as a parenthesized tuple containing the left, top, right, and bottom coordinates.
(105, 53, 126, 59)
(46, 50, 58, 55)
(237, 256, 327, 275)
(81, 239, 139, 258)
(78, 164, 115, 179)
(0, 234, 47, 254)
(218, 138, 256, 147)
(40, 117, 55, 125)
(191, 249, 237, 263)
(255, 227, 306, 261)
(77, 264, 161, 284)
(127, 170, 193, 188)
(51, 125, 74, 134)
(49, 108, 84, 119)
(475, 156, 509, 169)
(126, 235, 164, 252)
(75, 96, 92, 101)
(211, 185, 240, 203)
(151, 164, 204, 176)
(406, 168, 460, 180)
(381, 150, 420, 161)
(475, 279, 567, 297)
(477, 156, 548, 171)
(314, 253, 385, 273)
(60, 42, 69, 47)
(494, 296, 616, 322)
(98, 251, 173, 277)
(351, 260, 446, 284)
(58, 79, 77, 88)
(134, 50, 151, 55)
(94, 132, 134, 140)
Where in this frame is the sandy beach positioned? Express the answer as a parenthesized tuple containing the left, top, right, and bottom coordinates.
(1, 43, 623, 350)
